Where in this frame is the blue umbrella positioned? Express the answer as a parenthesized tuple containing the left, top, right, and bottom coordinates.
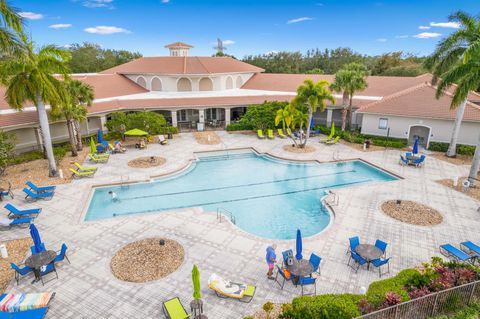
(97, 129, 103, 143)
(295, 229, 303, 260)
(412, 138, 419, 155)
(29, 224, 43, 254)
(310, 117, 315, 130)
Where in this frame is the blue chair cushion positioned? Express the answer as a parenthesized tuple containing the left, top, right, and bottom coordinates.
(299, 277, 315, 285)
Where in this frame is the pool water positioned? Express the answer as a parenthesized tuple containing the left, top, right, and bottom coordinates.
(85, 151, 397, 239)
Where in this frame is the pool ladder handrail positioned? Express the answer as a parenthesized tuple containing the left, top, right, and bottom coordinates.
(216, 207, 236, 224)
(325, 191, 339, 206)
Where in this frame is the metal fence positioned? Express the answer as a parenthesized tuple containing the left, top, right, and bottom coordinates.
(355, 280, 480, 319)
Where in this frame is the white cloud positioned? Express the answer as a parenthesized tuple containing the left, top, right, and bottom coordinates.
(84, 26, 131, 35)
(395, 35, 409, 39)
(49, 24, 72, 29)
(83, 0, 114, 8)
(430, 21, 460, 29)
(413, 32, 442, 39)
(161, 0, 170, 3)
(287, 17, 313, 24)
(418, 25, 430, 30)
(62, 44, 72, 49)
(18, 12, 43, 20)
(265, 50, 278, 55)
(376, 38, 387, 42)
(222, 40, 235, 45)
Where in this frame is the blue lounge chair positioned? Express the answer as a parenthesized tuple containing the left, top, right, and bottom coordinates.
(460, 241, 480, 260)
(299, 276, 316, 295)
(375, 239, 388, 256)
(10, 263, 33, 285)
(54, 243, 70, 264)
(309, 253, 322, 276)
(0, 307, 49, 319)
(282, 249, 293, 266)
(4, 203, 41, 218)
(26, 181, 56, 194)
(23, 188, 54, 201)
(440, 244, 473, 263)
(0, 216, 33, 229)
(274, 265, 292, 289)
(371, 257, 391, 277)
(347, 236, 360, 254)
(348, 251, 367, 272)
(399, 155, 409, 166)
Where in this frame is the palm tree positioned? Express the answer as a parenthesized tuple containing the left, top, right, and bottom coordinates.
(292, 79, 335, 147)
(425, 11, 480, 157)
(0, 0, 23, 55)
(51, 80, 94, 156)
(435, 51, 480, 185)
(287, 103, 309, 147)
(274, 106, 292, 132)
(0, 36, 71, 177)
(330, 63, 368, 131)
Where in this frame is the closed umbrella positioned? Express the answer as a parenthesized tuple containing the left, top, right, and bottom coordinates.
(310, 117, 315, 131)
(97, 128, 103, 143)
(29, 224, 43, 253)
(413, 138, 419, 155)
(295, 229, 303, 260)
(90, 137, 96, 154)
(192, 265, 201, 301)
(330, 122, 335, 136)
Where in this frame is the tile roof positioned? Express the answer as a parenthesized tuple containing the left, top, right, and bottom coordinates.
(164, 42, 193, 48)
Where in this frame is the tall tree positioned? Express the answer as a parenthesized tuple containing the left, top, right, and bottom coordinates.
(330, 63, 369, 131)
(292, 79, 335, 147)
(0, 36, 71, 176)
(0, 0, 23, 56)
(425, 11, 480, 157)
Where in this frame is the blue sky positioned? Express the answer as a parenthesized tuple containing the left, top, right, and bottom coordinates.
(17, 0, 480, 58)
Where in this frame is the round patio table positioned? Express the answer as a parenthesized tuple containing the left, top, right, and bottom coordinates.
(355, 244, 382, 269)
(286, 259, 313, 277)
(25, 250, 56, 284)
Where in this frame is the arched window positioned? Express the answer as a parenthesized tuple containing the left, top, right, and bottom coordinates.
(235, 76, 243, 88)
(199, 77, 213, 91)
(225, 76, 233, 89)
(177, 78, 192, 92)
(136, 76, 147, 88)
(151, 77, 162, 91)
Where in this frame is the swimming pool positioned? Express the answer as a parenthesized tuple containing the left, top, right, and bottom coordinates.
(85, 150, 398, 239)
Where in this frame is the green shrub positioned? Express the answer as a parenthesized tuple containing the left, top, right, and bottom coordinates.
(226, 123, 253, 131)
(102, 132, 122, 141)
(370, 139, 406, 148)
(428, 142, 476, 156)
(105, 111, 176, 135)
(432, 302, 480, 319)
(53, 145, 69, 160)
(280, 294, 363, 319)
(429, 141, 449, 153)
(8, 150, 44, 165)
(457, 145, 476, 156)
(366, 269, 419, 306)
(237, 101, 287, 130)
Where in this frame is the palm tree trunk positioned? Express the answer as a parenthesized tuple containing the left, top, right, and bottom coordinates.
(67, 119, 78, 156)
(467, 133, 480, 186)
(303, 111, 313, 147)
(347, 94, 353, 131)
(74, 120, 83, 151)
(447, 99, 467, 157)
(36, 94, 58, 177)
(341, 91, 348, 131)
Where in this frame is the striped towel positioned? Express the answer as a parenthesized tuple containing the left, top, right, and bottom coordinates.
(0, 293, 53, 312)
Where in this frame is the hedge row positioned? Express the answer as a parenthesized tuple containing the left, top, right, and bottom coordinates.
(428, 141, 476, 156)
(8, 144, 71, 166)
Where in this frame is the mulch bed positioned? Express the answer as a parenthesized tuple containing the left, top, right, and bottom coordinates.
(282, 144, 316, 153)
(430, 152, 473, 166)
(437, 177, 480, 202)
(110, 238, 184, 283)
(381, 200, 443, 226)
(194, 132, 221, 145)
(0, 238, 32, 293)
(127, 156, 166, 168)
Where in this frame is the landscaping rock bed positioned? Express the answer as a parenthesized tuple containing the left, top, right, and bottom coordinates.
(381, 200, 443, 226)
(111, 238, 184, 283)
(127, 156, 166, 168)
(0, 238, 32, 293)
(194, 131, 221, 145)
(283, 144, 316, 153)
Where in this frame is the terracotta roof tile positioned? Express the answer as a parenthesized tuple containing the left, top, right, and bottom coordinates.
(165, 42, 193, 48)
(0, 111, 39, 128)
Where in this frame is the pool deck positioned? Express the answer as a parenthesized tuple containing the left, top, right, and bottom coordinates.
(2, 131, 479, 318)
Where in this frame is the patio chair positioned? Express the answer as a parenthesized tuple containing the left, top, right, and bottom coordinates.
(274, 265, 293, 290)
(325, 136, 340, 145)
(406, 152, 412, 157)
(282, 249, 293, 266)
(440, 244, 474, 263)
(277, 129, 286, 138)
(309, 253, 322, 276)
(267, 129, 275, 140)
(54, 243, 70, 264)
(70, 168, 96, 179)
(26, 181, 56, 194)
(0, 292, 54, 313)
(162, 297, 191, 319)
(39, 263, 58, 286)
(347, 236, 360, 255)
(413, 155, 426, 167)
(299, 276, 316, 296)
(348, 251, 367, 272)
(0, 307, 49, 319)
(0, 216, 33, 229)
(375, 239, 388, 256)
(4, 203, 41, 218)
(23, 188, 54, 202)
(257, 130, 265, 139)
(30, 243, 46, 254)
(460, 241, 480, 260)
(371, 257, 391, 277)
(158, 135, 168, 145)
(208, 274, 256, 303)
(10, 263, 32, 285)
(399, 155, 409, 166)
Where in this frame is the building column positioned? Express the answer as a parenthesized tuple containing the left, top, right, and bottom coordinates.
(99, 115, 107, 132)
(225, 108, 231, 126)
(171, 110, 178, 127)
(198, 109, 205, 124)
(326, 108, 333, 127)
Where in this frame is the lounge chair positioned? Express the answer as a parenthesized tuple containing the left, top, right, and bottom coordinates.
(319, 133, 334, 143)
(325, 136, 340, 145)
(267, 129, 275, 139)
(257, 130, 265, 139)
(158, 135, 168, 145)
(26, 181, 55, 194)
(4, 203, 41, 218)
(23, 188, 54, 201)
(440, 244, 474, 263)
(162, 297, 190, 319)
(88, 153, 109, 163)
(9, 263, 33, 285)
(74, 163, 97, 172)
(399, 155, 409, 166)
(208, 274, 256, 303)
(70, 168, 95, 179)
(0, 292, 54, 313)
(460, 241, 480, 260)
(277, 129, 286, 138)
(0, 307, 49, 319)
(0, 216, 33, 229)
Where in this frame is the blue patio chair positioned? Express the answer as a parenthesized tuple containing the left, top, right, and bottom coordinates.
(299, 276, 316, 296)
(282, 249, 293, 266)
(0, 307, 49, 319)
(399, 155, 409, 166)
(406, 152, 412, 157)
(30, 243, 46, 254)
(274, 265, 292, 289)
(26, 181, 56, 193)
(413, 155, 426, 167)
(0, 216, 33, 229)
(348, 251, 367, 272)
(54, 243, 70, 264)
(23, 188, 54, 201)
(4, 203, 41, 218)
(440, 244, 474, 263)
(460, 241, 480, 260)
(10, 263, 32, 285)
(309, 253, 322, 276)
(371, 257, 391, 277)
(375, 239, 388, 256)
(39, 263, 58, 286)
(347, 236, 360, 254)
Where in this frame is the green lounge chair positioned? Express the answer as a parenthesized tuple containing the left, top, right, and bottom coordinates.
(74, 162, 97, 172)
(319, 132, 335, 143)
(70, 168, 95, 179)
(277, 129, 286, 138)
(162, 297, 191, 319)
(325, 136, 340, 145)
(88, 153, 109, 163)
(257, 130, 265, 139)
(267, 129, 275, 139)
